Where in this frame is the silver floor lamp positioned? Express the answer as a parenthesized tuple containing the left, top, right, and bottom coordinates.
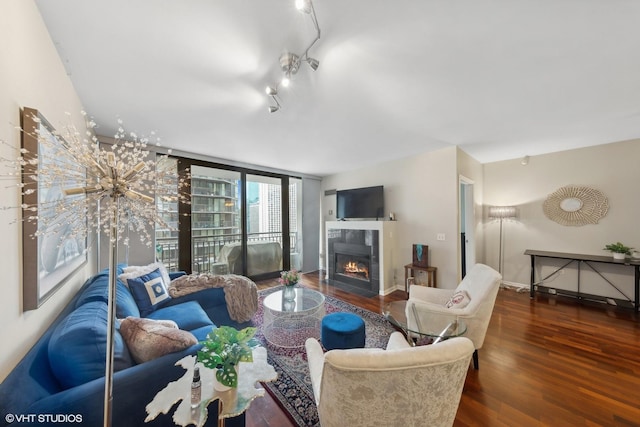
(488, 206, 517, 278)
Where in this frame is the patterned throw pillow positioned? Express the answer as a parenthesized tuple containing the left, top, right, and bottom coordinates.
(120, 317, 197, 363)
(122, 262, 171, 288)
(119, 267, 171, 316)
(445, 290, 471, 309)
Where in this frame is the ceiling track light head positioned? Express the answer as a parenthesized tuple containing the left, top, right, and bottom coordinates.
(268, 94, 281, 113)
(265, 86, 277, 96)
(306, 57, 319, 71)
(295, 0, 312, 13)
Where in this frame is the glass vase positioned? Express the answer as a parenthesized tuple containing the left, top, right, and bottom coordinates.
(283, 284, 296, 301)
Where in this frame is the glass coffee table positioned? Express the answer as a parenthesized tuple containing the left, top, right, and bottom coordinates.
(383, 300, 467, 345)
(262, 287, 326, 348)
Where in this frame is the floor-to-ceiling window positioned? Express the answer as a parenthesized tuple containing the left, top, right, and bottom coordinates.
(190, 165, 242, 275)
(289, 177, 303, 271)
(154, 155, 301, 280)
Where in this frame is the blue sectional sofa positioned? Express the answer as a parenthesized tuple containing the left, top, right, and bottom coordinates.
(0, 265, 253, 427)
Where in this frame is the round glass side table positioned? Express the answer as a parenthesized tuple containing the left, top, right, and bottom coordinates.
(262, 287, 326, 348)
(383, 300, 467, 345)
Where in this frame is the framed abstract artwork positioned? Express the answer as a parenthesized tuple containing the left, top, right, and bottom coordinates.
(21, 107, 87, 310)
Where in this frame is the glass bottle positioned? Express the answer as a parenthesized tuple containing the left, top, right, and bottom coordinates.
(191, 367, 201, 408)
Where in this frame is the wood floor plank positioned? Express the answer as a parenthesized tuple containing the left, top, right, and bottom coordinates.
(247, 271, 640, 427)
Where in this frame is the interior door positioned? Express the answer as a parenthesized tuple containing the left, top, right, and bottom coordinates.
(459, 177, 476, 278)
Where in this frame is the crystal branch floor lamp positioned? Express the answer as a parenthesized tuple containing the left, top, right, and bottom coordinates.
(5, 110, 186, 427)
(488, 206, 517, 278)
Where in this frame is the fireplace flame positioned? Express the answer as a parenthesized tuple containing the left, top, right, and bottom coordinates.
(344, 261, 369, 279)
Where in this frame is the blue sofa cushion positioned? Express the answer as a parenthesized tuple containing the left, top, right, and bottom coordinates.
(48, 301, 133, 390)
(146, 301, 213, 331)
(75, 272, 140, 318)
(121, 267, 171, 316)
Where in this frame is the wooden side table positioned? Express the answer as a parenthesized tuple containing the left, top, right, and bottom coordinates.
(404, 264, 437, 292)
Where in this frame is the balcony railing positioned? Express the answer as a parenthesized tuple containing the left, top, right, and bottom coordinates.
(156, 231, 297, 274)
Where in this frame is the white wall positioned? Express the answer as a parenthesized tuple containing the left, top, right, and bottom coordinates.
(0, 1, 93, 381)
(322, 147, 465, 289)
(484, 139, 640, 299)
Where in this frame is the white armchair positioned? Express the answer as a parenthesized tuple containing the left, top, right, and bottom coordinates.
(408, 263, 501, 369)
(305, 333, 474, 427)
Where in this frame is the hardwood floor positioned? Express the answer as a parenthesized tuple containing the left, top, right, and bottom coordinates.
(247, 271, 640, 427)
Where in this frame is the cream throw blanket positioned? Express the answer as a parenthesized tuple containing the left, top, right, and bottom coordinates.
(167, 274, 258, 323)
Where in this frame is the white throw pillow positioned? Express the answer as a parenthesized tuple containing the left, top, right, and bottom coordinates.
(445, 290, 471, 309)
(121, 262, 171, 287)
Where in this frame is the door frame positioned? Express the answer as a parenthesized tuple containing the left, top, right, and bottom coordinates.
(459, 175, 476, 279)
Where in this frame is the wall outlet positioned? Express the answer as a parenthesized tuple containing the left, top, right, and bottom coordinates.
(328, 209, 333, 215)
(437, 233, 445, 241)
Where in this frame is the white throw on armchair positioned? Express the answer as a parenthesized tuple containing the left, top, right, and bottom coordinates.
(408, 263, 501, 369)
(305, 333, 474, 427)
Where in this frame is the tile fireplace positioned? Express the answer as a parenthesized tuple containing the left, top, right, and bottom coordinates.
(325, 221, 397, 296)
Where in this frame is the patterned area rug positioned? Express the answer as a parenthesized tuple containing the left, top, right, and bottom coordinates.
(252, 286, 397, 426)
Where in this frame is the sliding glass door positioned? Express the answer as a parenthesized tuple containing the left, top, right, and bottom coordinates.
(155, 155, 300, 280)
(190, 165, 242, 274)
(245, 174, 284, 277)
(289, 177, 302, 271)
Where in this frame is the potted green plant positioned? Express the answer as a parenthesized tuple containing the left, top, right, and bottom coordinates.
(603, 242, 633, 260)
(197, 326, 258, 389)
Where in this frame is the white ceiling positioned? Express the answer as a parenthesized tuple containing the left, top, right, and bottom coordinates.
(35, 0, 640, 177)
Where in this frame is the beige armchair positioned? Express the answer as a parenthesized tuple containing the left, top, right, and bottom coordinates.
(408, 263, 501, 369)
(305, 333, 474, 427)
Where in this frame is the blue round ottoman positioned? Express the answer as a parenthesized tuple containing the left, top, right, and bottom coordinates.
(321, 312, 366, 350)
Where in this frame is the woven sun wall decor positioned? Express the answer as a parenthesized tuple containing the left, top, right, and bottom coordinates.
(543, 185, 609, 226)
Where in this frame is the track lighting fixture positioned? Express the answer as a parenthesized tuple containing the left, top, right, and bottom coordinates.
(266, 86, 280, 112)
(266, 0, 321, 113)
(266, 86, 281, 113)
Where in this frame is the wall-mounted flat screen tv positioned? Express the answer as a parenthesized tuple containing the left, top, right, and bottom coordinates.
(336, 185, 384, 220)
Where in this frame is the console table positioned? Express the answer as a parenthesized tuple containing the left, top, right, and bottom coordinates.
(404, 264, 437, 291)
(525, 249, 640, 311)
